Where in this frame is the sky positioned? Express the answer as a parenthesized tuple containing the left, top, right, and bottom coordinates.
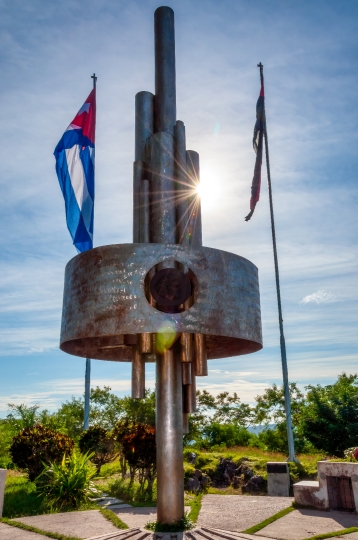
(0, 0, 357, 417)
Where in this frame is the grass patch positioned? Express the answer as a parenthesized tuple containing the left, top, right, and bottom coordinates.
(3, 473, 48, 518)
(99, 508, 129, 529)
(145, 512, 194, 532)
(0, 518, 79, 540)
(3, 471, 98, 518)
(188, 494, 203, 523)
(302, 527, 358, 540)
(96, 476, 157, 507)
(243, 505, 295, 534)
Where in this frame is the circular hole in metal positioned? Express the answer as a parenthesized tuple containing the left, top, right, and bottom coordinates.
(150, 268, 191, 308)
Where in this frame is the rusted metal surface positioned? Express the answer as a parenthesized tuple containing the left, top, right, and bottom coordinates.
(182, 361, 192, 385)
(180, 332, 193, 363)
(139, 332, 152, 354)
(60, 243, 262, 361)
(194, 333, 208, 376)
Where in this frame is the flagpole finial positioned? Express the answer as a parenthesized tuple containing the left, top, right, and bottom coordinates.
(91, 73, 97, 89)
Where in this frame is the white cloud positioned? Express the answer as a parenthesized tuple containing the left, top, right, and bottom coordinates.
(300, 290, 336, 305)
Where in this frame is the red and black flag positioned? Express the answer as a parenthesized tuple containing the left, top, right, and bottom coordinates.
(245, 78, 265, 221)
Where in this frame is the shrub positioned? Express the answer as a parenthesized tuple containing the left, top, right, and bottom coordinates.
(79, 426, 117, 475)
(10, 424, 74, 481)
(121, 423, 156, 496)
(36, 450, 99, 509)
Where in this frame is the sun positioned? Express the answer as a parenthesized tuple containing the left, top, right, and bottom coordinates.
(195, 170, 221, 211)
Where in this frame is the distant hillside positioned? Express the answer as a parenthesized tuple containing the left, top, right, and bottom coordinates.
(247, 424, 276, 434)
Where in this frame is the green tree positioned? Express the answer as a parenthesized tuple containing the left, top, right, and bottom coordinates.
(300, 373, 358, 456)
(184, 390, 255, 448)
(203, 422, 255, 448)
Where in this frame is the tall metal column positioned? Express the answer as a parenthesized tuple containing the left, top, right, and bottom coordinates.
(156, 348, 184, 523)
(83, 357, 91, 430)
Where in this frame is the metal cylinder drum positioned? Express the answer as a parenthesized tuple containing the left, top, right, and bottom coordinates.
(174, 120, 189, 244)
(180, 332, 193, 363)
(182, 412, 189, 435)
(156, 348, 184, 523)
(135, 91, 154, 161)
(131, 347, 145, 399)
(149, 132, 176, 244)
(154, 7, 176, 135)
(133, 160, 144, 243)
(182, 361, 192, 385)
(194, 333, 208, 376)
(186, 150, 202, 247)
(140, 179, 150, 243)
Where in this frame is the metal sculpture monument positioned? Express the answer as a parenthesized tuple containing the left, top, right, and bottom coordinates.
(60, 7, 262, 525)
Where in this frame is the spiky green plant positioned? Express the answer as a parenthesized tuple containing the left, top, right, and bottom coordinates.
(36, 450, 99, 509)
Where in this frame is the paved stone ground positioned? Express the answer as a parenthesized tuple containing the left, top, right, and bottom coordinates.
(0, 522, 44, 539)
(110, 506, 191, 529)
(14, 509, 119, 539)
(258, 508, 358, 540)
(197, 495, 293, 531)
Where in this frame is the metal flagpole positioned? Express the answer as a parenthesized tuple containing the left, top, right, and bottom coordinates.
(258, 62, 298, 463)
(83, 73, 97, 431)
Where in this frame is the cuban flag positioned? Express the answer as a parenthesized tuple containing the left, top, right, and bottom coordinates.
(54, 89, 96, 252)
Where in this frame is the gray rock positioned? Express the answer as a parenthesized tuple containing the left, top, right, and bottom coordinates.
(186, 476, 201, 493)
(242, 474, 265, 493)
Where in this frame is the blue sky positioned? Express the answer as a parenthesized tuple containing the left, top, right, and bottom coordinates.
(0, 0, 357, 416)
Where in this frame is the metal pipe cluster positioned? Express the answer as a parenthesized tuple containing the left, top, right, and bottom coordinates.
(131, 6, 208, 523)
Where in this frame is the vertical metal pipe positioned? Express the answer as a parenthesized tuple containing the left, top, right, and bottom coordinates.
(186, 150, 202, 247)
(194, 333, 208, 376)
(135, 91, 154, 161)
(132, 347, 145, 399)
(150, 132, 176, 244)
(133, 160, 143, 243)
(183, 413, 189, 435)
(154, 7, 176, 135)
(182, 362, 192, 385)
(180, 332, 193, 363)
(191, 359, 197, 412)
(156, 348, 184, 523)
(83, 358, 91, 430)
(140, 332, 152, 354)
(183, 383, 195, 413)
(174, 121, 189, 244)
(140, 179, 150, 243)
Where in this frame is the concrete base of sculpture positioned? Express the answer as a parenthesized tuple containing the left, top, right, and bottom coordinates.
(87, 526, 251, 540)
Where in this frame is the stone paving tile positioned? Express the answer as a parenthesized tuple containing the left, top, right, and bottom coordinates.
(110, 506, 191, 530)
(197, 495, 293, 531)
(258, 509, 358, 540)
(0, 522, 45, 540)
(14, 509, 120, 539)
